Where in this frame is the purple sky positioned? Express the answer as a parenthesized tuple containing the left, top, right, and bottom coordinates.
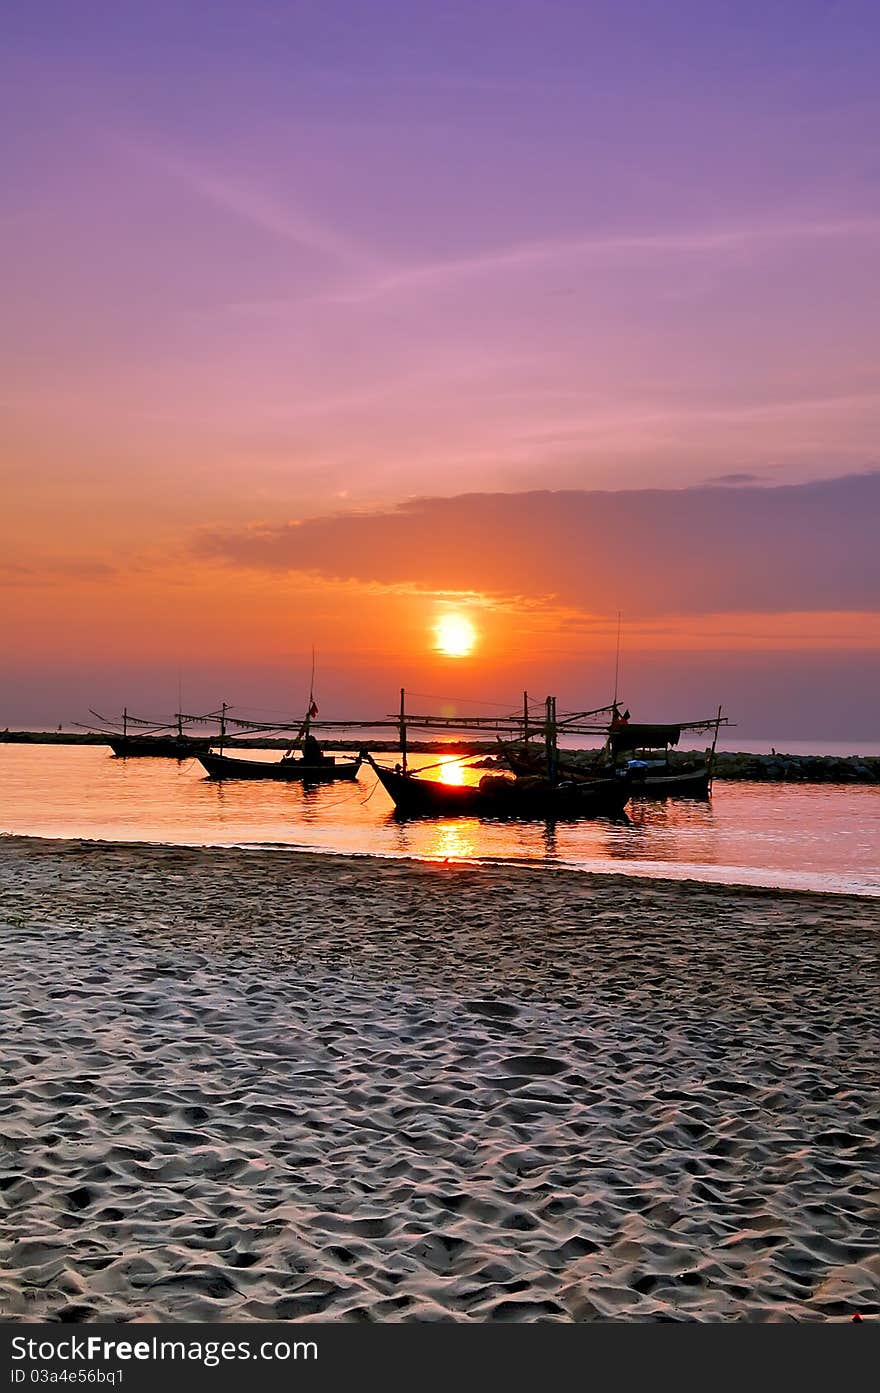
(1, 2, 878, 735)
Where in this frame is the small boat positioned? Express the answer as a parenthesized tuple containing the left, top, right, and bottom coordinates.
(86, 708, 212, 759)
(622, 761, 712, 799)
(198, 676, 364, 781)
(197, 749, 363, 782)
(361, 752, 630, 820)
(502, 711, 725, 800)
(107, 733, 208, 759)
(607, 719, 717, 799)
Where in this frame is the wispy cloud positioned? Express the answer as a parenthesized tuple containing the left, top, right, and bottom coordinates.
(320, 215, 880, 305)
(705, 472, 763, 486)
(116, 138, 376, 270)
(517, 390, 880, 445)
(160, 206, 880, 321)
(0, 559, 117, 586)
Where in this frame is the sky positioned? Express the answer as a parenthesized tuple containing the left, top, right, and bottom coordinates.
(1, 0, 878, 738)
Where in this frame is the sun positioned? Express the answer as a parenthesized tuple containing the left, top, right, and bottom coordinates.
(436, 756, 466, 785)
(434, 613, 477, 657)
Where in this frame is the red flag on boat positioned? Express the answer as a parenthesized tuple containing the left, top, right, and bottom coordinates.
(308, 700, 319, 718)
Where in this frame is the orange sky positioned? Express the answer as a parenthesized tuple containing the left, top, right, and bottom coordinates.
(2, 521, 878, 738)
(2, 4, 879, 737)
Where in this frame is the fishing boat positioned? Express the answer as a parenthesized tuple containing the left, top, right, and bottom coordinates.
(196, 672, 363, 782)
(502, 710, 727, 799)
(86, 708, 211, 758)
(197, 748, 363, 782)
(627, 764, 713, 798)
(605, 713, 724, 799)
(361, 751, 630, 820)
(107, 733, 208, 758)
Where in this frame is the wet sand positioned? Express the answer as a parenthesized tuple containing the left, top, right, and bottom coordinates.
(1, 835, 877, 1322)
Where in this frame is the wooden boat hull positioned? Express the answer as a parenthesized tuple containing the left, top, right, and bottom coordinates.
(627, 767, 712, 799)
(368, 761, 630, 820)
(503, 748, 711, 799)
(504, 748, 603, 780)
(108, 736, 207, 759)
(197, 751, 362, 782)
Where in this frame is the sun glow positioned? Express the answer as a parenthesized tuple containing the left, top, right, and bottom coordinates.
(434, 613, 476, 657)
(435, 755, 466, 785)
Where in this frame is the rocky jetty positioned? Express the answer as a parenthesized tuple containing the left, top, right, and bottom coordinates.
(707, 750, 880, 785)
(3, 731, 878, 783)
(481, 747, 880, 785)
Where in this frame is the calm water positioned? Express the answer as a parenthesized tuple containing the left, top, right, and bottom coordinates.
(1, 745, 878, 897)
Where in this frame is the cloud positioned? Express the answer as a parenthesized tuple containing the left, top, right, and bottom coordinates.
(116, 139, 375, 270)
(705, 472, 763, 485)
(319, 216, 880, 305)
(0, 559, 117, 586)
(195, 471, 880, 618)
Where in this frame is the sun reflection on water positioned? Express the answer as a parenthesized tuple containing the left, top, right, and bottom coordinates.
(426, 820, 479, 862)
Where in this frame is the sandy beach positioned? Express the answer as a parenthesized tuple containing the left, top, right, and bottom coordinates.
(0, 835, 877, 1323)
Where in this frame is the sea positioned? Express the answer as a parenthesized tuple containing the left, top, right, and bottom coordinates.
(1, 741, 879, 898)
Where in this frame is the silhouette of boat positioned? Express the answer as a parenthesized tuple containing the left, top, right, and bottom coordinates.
(361, 752, 629, 820)
(197, 749, 363, 782)
(502, 710, 726, 800)
(505, 747, 712, 799)
(86, 708, 210, 759)
(107, 733, 208, 759)
(197, 673, 362, 781)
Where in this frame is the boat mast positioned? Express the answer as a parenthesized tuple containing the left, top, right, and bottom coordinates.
(306, 644, 317, 739)
(123, 707, 128, 740)
(523, 690, 530, 744)
(545, 695, 558, 783)
(399, 687, 408, 773)
(708, 704, 723, 787)
(612, 609, 622, 708)
(219, 702, 227, 755)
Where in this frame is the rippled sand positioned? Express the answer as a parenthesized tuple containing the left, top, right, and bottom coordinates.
(1, 836, 877, 1322)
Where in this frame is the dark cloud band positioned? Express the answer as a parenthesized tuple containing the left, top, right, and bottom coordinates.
(196, 471, 880, 617)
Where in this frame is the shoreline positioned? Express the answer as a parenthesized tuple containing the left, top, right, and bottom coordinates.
(1, 835, 877, 1321)
(2, 830, 879, 906)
